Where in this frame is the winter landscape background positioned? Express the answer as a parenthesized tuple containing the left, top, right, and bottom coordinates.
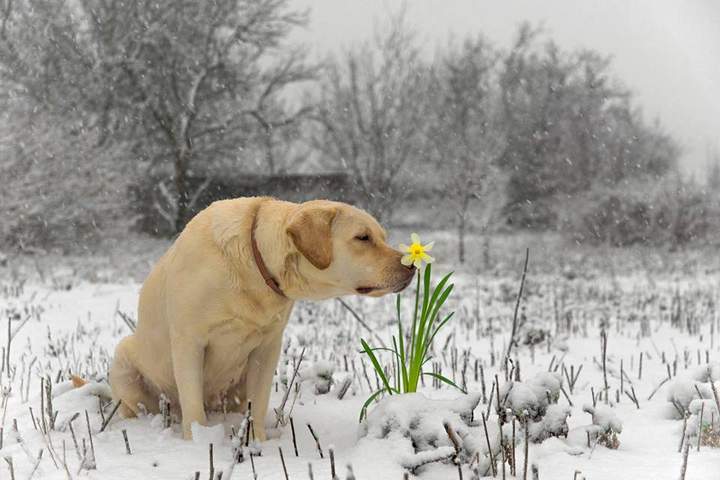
(1, 1, 720, 479)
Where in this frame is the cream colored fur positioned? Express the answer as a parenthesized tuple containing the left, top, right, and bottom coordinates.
(109, 197, 413, 440)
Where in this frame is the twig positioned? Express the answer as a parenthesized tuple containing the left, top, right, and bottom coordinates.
(481, 413, 496, 477)
(208, 443, 214, 480)
(709, 372, 720, 416)
(523, 416, 529, 480)
(504, 248, 530, 368)
(122, 429, 132, 454)
(278, 446, 289, 480)
(647, 377, 670, 400)
(307, 423, 324, 458)
(697, 402, 705, 451)
(290, 417, 299, 456)
(679, 435, 690, 480)
(3, 456, 14, 480)
(274, 348, 305, 427)
(99, 401, 122, 432)
(336, 298, 386, 348)
(27, 449, 44, 480)
(329, 447, 338, 480)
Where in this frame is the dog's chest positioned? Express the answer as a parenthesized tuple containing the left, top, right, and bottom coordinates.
(203, 310, 289, 395)
(206, 319, 265, 365)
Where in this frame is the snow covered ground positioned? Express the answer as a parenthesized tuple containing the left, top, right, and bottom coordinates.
(1, 260, 720, 479)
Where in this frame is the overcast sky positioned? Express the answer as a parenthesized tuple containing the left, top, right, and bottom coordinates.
(292, 0, 720, 176)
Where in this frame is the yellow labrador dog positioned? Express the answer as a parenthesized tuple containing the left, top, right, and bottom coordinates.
(110, 197, 414, 440)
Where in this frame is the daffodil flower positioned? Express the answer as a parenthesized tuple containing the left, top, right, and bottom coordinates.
(399, 233, 435, 268)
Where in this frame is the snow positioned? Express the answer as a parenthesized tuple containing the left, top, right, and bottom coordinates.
(1, 267, 720, 479)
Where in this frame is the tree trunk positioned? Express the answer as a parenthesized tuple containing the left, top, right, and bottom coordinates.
(458, 216, 466, 264)
(482, 234, 491, 270)
(458, 195, 471, 264)
(174, 148, 191, 233)
(264, 125, 275, 175)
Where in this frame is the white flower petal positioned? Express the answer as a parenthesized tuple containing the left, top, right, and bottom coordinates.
(411, 232, 420, 244)
(422, 253, 435, 264)
(399, 243, 409, 252)
(413, 258, 423, 269)
(423, 241, 434, 251)
(401, 255, 414, 266)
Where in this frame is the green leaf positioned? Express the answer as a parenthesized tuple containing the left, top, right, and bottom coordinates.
(421, 264, 432, 320)
(361, 339, 394, 394)
(426, 272, 453, 317)
(423, 372, 466, 393)
(425, 284, 454, 343)
(359, 389, 387, 422)
(396, 296, 409, 391)
(423, 312, 455, 362)
(409, 270, 421, 356)
(425, 312, 455, 351)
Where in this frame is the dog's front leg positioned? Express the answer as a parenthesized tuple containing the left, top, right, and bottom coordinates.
(171, 333, 207, 440)
(245, 333, 283, 442)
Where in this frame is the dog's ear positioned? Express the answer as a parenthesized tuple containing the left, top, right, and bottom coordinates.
(286, 205, 338, 270)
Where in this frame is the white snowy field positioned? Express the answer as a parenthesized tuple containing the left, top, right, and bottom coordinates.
(1, 261, 720, 480)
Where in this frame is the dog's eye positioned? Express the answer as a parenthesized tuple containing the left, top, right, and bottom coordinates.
(355, 234, 370, 242)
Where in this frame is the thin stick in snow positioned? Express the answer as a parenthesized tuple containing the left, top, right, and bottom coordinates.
(329, 447, 338, 480)
(647, 377, 670, 400)
(481, 413, 496, 477)
(122, 429, 132, 455)
(290, 416, 299, 456)
(275, 348, 305, 427)
(708, 372, 720, 416)
(278, 446, 289, 480)
(697, 402, 705, 451)
(601, 330, 609, 404)
(678, 414, 688, 453)
(678, 437, 690, 480)
(336, 298, 386, 348)
(208, 443, 214, 480)
(523, 416, 529, 480)
(307, 423, 324, 458)
(27, 449, 44, 480)
(68, 414, 81, 461)
(99, 401, 122, 432)
(3, 456, 14, 480)
(503, 248, 530, 368)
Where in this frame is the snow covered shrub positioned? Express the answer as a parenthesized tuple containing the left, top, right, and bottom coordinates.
(498, 372, 568, 443)
(666, 364, 720, 417)
(583, 404, 622, 449)
(301, 360, 335, 395)
(360, 393, 492, 472)
(521, 326, 550, 346)
(499, 372, 563, 422)
(700, 423, 720, 448)
(528, 404, 572, 442)
(572, 178, 714, 247)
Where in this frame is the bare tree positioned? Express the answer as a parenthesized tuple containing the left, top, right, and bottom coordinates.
(311, 16, 432, 221)
(706, 144, 720, 190)
(0, 0, 315, 233)
(430, 37, 506, 263)
(498, 23, 679, 228)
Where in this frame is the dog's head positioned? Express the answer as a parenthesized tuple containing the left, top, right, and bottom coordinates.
(286, 200, 415, 299)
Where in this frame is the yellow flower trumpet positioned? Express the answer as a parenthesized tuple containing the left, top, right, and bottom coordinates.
(399, 233, 435, 268)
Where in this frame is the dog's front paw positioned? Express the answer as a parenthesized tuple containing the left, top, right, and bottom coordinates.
(182, 423, 195, 440)
(253, 425, 267, 442)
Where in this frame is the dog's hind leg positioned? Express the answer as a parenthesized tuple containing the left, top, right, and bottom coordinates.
(110, 335, 160, 418)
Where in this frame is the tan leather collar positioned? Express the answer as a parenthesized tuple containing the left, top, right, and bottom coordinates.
(251, 208, 286, 298)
